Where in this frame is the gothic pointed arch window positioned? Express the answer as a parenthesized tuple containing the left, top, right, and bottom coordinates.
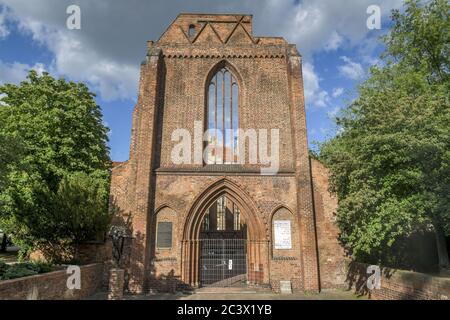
(200, 195, 243, 233)
(206, 65, 239, 164)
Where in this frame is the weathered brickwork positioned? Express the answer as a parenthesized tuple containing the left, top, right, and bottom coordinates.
(348, 262, 450, 300)
(110, 13, 345, 293)
(311, 159, 347, 289)
(0, 264, 103, 300)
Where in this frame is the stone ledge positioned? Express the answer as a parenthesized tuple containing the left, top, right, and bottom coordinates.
(272, 257, 298, 261)
(153, 257, 177, 262)
(155, 166, 295, 176)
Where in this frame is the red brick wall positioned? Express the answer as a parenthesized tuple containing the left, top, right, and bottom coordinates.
(109, 13, 344, 293)
(269, 207, 303, 292)
(348, 262, 450, 300)
(0, 263, 103, 300)
(311, 159, 347, 289)
(148, 174, 300, 291)
(76, 242, 112, 264)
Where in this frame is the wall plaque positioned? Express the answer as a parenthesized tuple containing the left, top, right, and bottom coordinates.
(274, 220, 292, 249)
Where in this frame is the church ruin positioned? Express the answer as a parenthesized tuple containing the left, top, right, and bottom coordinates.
(110, 13, 346, 294)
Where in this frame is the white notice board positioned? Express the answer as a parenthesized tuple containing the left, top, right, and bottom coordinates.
(274, 220, 292, 249)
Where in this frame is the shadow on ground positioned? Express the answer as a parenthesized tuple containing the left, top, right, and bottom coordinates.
(87, 289, 365, 301)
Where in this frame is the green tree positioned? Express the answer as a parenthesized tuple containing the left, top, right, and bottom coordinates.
(54, 172, 111, 246)
(0, 71, 111, 262)
(319, 0, 450, 270)
(0, 133, 24, 252)
(0, 134, 23, 188)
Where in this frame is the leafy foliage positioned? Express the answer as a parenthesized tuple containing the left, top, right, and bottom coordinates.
(54, 172, 112, 244)
(0, 71, 112, 262)
(0, 259, 54, 280)
(0, 135, 24, 188)
(319, 0, 450, 264)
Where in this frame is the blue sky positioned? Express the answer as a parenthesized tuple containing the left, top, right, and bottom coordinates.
(0, 0, 403, 161)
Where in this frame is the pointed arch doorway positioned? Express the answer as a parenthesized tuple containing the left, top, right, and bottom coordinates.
(199, 195, 247, 286)
(181, 182, 268, 288)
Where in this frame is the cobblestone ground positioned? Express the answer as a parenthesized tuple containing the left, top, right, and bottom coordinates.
(87, 289, 365, 300)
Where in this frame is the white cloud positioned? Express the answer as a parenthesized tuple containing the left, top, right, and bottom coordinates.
(0, 0, 403, 101)
(338, 56, 365, 80)
(325, 31, 343, 51)
(1, 4, 140, 101)
(320, 127, 330, 135)
(362, 55, 381, 68)
(0, 6, 9, 39)
(47, 32, 139, 101)
(327, 106, 341, 118)
(103, 121, 112, 138)
(332, 87, 344, 98)
(277, 0, 402, 58)
(0, 60, 45, 85)
(303, 62, 329, 108)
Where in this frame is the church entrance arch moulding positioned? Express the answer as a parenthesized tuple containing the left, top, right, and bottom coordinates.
(181, 178, 269, 287)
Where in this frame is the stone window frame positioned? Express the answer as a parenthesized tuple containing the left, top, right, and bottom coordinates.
(204, 61, 241, 166)
(270, 206, 299, 260)
(200, 195, 243, 232)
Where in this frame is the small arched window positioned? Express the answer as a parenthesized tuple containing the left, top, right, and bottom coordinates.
(188, 25, 196, 38)
(201, 195, 242, 232)
(206, 67, 239, 164)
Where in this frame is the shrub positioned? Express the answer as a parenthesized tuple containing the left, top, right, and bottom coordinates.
(0, 260, 54, 280)
(0, 259, 7, 274)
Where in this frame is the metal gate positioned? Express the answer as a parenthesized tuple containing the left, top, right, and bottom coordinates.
(199, 239, 247, 287)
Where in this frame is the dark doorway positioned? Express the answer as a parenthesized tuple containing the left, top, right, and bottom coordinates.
(199, 195, 248, 287)
(199, 239, 247, 286)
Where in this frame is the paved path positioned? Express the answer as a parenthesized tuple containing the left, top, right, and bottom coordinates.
(88, 289, 364, 300)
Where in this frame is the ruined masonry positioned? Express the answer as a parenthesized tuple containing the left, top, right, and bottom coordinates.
(110, 13, 346, 294)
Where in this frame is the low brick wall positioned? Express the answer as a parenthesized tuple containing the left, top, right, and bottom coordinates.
(347, 262, 450, 300)
(0, 263, 103, 300)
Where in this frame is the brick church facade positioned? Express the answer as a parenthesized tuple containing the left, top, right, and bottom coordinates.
(110, 13, 346, 294)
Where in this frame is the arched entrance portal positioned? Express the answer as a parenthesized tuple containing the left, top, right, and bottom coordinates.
(199, 195, 247, 286)
(181, 180, 268, 288)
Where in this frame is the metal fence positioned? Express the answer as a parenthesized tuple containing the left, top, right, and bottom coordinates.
(194, 239, 268, 287)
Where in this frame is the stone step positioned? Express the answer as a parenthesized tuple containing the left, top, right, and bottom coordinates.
(194, 286, 271, 294)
